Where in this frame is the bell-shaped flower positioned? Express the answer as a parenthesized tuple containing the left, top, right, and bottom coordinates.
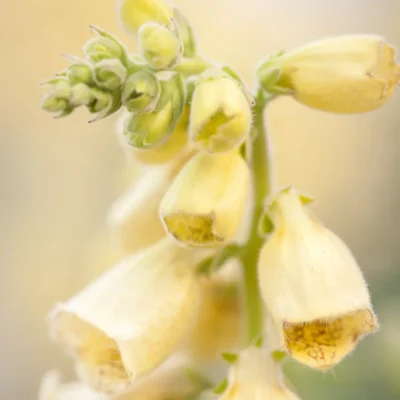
(258, 187, 378, 370)
(257, 35, 400, 113)
(189, 69, 252, 153)
(219, 347, 299, 400)
(160, 151, 250, 247)
(49, 238, 205, 395)
(184, 278, 241, 363)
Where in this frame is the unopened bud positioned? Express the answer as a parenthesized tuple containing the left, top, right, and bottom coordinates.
(93, 58, 127, 91)
(257, 35, 400, 113)
(122, 70, 160, 113)
(70, 83, 92, 107)
(139, 22, 182, 70)
(41, 94, 69, 113)
(84, 26, 129, 66)
(190, 69, 252, 153)
(87, 89, 122, 122)
(41, 78, 73, 117)
(118, 0, 173, 36)
(173, 8, 197, 58)
(123, 72, 186, 149)
(67, 63, 94, 85)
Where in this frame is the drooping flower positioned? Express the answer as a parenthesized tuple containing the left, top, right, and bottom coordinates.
(258, 187, 378, 370)
(49, 238, 206, 394)
(219, 347, 300, 400)
(257, 35, 400, 113)
(160, 151, 250, 247)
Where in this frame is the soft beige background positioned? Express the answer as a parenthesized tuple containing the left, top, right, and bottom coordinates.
(1, 0, 399, 399)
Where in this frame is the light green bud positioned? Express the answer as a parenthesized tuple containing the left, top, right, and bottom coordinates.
(118, 0, 173, 36)
(122, 70, 160, 113)
(41, 94, 69, 113)
(70, 83, 92, 106)
(87, 89, 122, 122)
(67, 63, 93, 85)
(172, 8, 197, 58)
(93, 58, 127, 91)
(123, 72, 186, 149)
(41, 78, 74, 118)
(84, 25, 130, 67)
(52, 79, 72, 99)
(138, 22, 182, 70)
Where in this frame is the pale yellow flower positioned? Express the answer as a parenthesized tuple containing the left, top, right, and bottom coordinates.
(160, 151, 250, 247)
(219, 347, 299, 400)
(258, 187, 378, 370)
(189, 69, 252, 153)
(49, 238, 205, 394)
(258, 35, 400, 113)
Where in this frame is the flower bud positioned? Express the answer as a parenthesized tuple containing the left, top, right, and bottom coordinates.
(139, 22, 182, 70)
(172, 8, 197, 58)
(41, 78, 73, 117)
(70, 83, 92, 107)
(122, 70, 160, 113)
(93, 58, 127, 91)
(219, 348, 299, 400)
(84, 26, 129, 66)
(123, 72, 186, 149)
(118, 0, 173, 36)
(189, 70, 252, 153)
(120, 107, 189, 165)
(87, 88, 121, 122)
(49, 238, 205, 395)
(41, 94, 69, 113)
(160, 151, 250, 247)
(67, 62, 94, 85)
(258, 187, 378, 370)
(107, 164, 174, 256)
(184, 279, 241, 363)
(257, 35, 400, 113)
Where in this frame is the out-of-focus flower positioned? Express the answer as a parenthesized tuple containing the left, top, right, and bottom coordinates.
(218, 347, 300, 400)
(258, 187, 378, 370)
(49, 238, 205, 395)
(184, 279, 241, 363)
(39, 370, 106, 400)
(257, 35, 400, 113)
(118, 0, 173, 36)
(160, 151, 250, 247)
(189, 69, 252, 153)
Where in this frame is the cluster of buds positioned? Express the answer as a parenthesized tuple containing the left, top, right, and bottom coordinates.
(40, 0, 400, 399)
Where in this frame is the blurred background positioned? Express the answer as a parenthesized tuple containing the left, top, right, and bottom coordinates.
(1, 0, 400, 398)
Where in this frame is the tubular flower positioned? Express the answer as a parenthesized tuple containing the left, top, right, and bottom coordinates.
(118, 0, 173, 36)
(184, 279, 241, 363)
(258, 187, 378, 370)
(49, 238, 205, 395)
(160, 151, 250, 248)
(189, 69, 253, 153)
(219, 347, 300, 400)
(257, 35, 400, 113)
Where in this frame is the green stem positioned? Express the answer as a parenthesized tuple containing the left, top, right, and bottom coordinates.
(241, 90, 273, 344)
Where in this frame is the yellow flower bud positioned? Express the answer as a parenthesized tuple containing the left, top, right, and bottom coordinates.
(107, 163, 175, 256)
(118, 0, 173, 36)
(190, 69, 252, 153)
(49, 238, 205, 395)
(258, 187, 378, 370)
(219, 348, 300, 400)
(139, 22, 182, 70)
(257, 35, 400, 113)
(122, 107, 190, 165)
(160, 151, 250, 247)
(184, 279, 241, 363)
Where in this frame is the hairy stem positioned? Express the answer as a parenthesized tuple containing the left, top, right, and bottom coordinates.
(241, 90, 273, 344)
